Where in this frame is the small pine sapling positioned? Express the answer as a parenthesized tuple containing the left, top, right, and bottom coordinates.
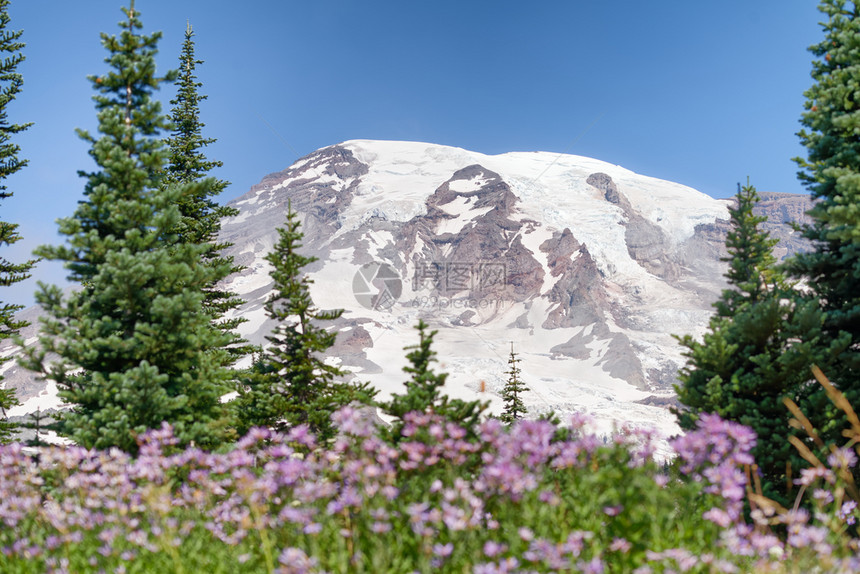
(381, 319, 486, 441)
(500, 342, 528, 424)
(23, 407, 48, 448)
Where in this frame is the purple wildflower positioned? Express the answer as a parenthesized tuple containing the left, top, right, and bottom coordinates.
(838, 500, 858, 525)
(795, 466, 835, 487)
(602, 505, 623, 517)
(433, 542, 454, 558)
(483, 540, 507, 557)
(827, 447, 858, 471)
(276, 547, 317, 574)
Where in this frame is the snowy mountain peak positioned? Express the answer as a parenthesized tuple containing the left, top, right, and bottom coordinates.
(3, 140, 814, 452)
(216, 140, 782, 445)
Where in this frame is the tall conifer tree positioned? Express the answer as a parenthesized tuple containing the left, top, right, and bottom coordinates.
(234, 204, 374, 441)
(21, 2, 235, 453)
(0, 0, 33, 444)
(675, 183, 828, 500)
(791, 0, 860, 443)
(163, 22, 247, 360)
(717, 182, 779, 317)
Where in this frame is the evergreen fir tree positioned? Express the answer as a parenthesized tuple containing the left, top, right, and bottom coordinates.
(790, 0, 860, 444)
(234, 203, 374, 441)
(675, 182, 830, 500)
(0, 0, 33, 444)
(164, 23, 230, 220)
(163, 22, 248, 359)
(381, 319, 486, 441)
(716, 182, 779, 317)
(500, 342, 528, 424)
(20, 2, 236, 454)
(384, 320, 447, 423)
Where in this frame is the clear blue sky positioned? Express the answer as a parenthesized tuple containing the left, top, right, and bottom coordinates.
(2, 1, 824, 307)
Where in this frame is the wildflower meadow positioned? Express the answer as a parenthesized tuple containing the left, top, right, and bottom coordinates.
(2, 0, 860, 571)
(1, 399, 859, 573)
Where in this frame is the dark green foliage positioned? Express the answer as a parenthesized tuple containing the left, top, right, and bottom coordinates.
(790, 0, 860, 446)
(0, 387, 18, 444)
(500, 342, 528, 424)
(19, 3, 236, 454)
(163, 23, 249, 360)
(233, 355, 280, 436)
(386, 320, 447, 419)
(674, 182, 832, 500)
(234, 204, 374, 441)
(381, 319, 486, 441)
(717, 182, 779, 317)
(0, 0, 33, 444)
(164, 23, 229, 207)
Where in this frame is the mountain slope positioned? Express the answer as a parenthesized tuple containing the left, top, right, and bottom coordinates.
(214, 140, 811, 444)
(3, 140, 814, 449)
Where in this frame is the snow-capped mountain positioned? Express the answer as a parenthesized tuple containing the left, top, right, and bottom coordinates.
(3, 140, 814, 449)
(214, 140, 812, 444)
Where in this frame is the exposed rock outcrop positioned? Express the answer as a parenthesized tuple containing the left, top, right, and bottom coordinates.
(587, 172, 680, 282)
